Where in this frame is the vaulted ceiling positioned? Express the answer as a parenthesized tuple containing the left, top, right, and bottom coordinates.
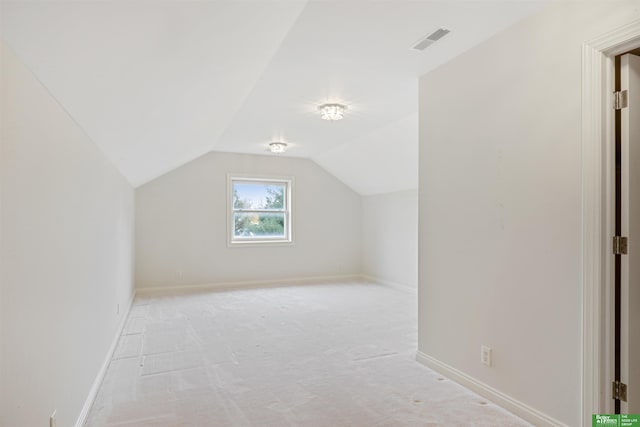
(1, 0, 546, 195)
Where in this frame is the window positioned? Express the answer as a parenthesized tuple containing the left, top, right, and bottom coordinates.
(228, 175, 293, 245)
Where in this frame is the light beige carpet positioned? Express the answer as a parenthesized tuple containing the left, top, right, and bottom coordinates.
(86, 280, 531, 426)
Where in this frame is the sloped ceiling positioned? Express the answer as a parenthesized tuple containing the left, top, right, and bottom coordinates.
(0, 0, 546, 195)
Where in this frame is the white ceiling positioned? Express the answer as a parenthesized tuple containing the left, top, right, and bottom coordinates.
(1, 0, 546, 195)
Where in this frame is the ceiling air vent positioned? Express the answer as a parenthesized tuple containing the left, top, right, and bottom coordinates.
(412, 27, 451, 51)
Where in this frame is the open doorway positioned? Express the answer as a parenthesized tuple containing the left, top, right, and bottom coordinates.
(582, 19, 640, 426)
(613, 49, 640, 414)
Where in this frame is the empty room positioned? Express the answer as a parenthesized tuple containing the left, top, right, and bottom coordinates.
(1, 1, 640, 426)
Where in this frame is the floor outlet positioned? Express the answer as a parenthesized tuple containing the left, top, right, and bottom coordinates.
(50, 410, 57, 427)
(481, 345, 492, 367)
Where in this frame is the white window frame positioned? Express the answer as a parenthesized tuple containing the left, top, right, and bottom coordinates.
(227, 174, 294, 246)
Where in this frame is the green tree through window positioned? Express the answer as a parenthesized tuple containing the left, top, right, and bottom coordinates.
(230, 178, 291, 243)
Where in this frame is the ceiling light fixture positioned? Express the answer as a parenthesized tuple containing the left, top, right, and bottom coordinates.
(269, 141, 288, 154)
(318, 103, 346, 121)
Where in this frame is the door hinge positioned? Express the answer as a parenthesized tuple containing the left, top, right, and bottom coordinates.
(613, 380, 628, 402)
(614, 90, 628, 110)
(613, 236, 628, 255)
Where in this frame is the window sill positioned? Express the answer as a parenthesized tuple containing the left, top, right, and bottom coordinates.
(228, 239, 294, 248)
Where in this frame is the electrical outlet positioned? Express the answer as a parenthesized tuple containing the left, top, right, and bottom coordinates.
(117, 303, 120, 315)
(50, 410, 57, 427)
(481, 345, 492, 367)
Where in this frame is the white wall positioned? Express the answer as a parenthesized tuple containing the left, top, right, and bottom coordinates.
(0, 43, 135, 427)
(362, 190, 417, 288)
(418, 3, 640, 426)
(135, 152, 361, 289)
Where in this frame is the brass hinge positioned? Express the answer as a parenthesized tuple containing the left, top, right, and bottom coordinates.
(614, 90, 628, 110)
(613, 380, 628, 402)
(613, 236, 628, 255)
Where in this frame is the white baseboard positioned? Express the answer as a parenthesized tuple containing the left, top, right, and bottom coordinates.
(361, 275, 417, 293)
(135, 274, 365, 295)
(74, 291, 136, 427)
(415, 351, 567, 427)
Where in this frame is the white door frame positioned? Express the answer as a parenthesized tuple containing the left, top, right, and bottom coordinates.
(582, 18, 640, 426)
